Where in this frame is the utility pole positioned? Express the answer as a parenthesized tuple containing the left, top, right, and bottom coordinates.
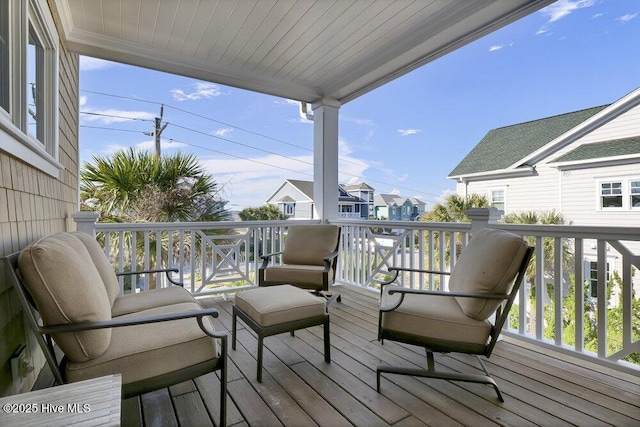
(144, 104, 168, 156)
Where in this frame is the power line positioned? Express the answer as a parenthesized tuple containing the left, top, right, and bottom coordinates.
(79, 89, 445, 199)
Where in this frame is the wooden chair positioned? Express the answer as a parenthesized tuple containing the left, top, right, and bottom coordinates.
(259, 224, 341, 304)
(377, 228, 533, 401)
(5, 232, 227, 426)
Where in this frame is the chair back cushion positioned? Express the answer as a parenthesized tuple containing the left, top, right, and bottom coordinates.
(18, 233, 112, 362)
(282, 225, 340, 266)
(449, 229, 528, 321)
(72, 231, 120, 307)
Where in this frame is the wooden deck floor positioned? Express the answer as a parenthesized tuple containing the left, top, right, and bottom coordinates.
(121, 285, 640, 427)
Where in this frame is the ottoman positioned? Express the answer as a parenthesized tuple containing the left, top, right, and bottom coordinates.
(232, 285, 330, 382)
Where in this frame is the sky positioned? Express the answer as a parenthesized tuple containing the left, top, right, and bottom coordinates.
(78, 0, 640, 212)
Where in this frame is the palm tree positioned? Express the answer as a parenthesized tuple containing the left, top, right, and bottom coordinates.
(502, 209, 573, 290)
(81, 148, 228, 223)
(80, 148, 230, 289)
(419, 193, 489, 271)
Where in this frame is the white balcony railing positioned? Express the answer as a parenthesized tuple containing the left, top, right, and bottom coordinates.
(74, 210, 640, 375)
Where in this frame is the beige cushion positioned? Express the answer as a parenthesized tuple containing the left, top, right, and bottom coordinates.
(235, 285, 326, 327)
(381, 286, 491, 345)
(282, 225, 339, 266)
(111, 286, 196, 317)
(71, 231, 120, 307)
(450, 229, 528, 320)
(65, 302, 218, 385)
(18, 233, 112, 362)
(263, 264, 332, 287)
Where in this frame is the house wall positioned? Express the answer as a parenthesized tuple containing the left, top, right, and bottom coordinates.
(266, 182, 313, 219)
(0, 36, 79, 395)
(456, 103, 640, 227)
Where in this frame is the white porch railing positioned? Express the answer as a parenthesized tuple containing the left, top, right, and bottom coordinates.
(73, 210, 640, 375)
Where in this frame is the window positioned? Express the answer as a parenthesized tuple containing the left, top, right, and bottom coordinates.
(600, 181, 622, 208)
(631, 181, 640, 208)
(0, 0, 60, 176)
(597, 178, 640, 210)
(0, 2, 9, 113)
(489, 188, 505, 211)
(283, 203, 295, 216)
(588, 261, 609, 298)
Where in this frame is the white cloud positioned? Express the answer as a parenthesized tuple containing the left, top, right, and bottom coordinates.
(80, 56, 120, 71)
(398, 128, 421, 136)
(617, 13, 637, 23)
(171, 82, 223, 101)
(489, 45, 504, 52)
(79, 95, 88, 106)
(136, 139, 187, 152)
(199, 139, 373, 209)
(212, 127, 234, 137)
(81, 107, 155, 125)
(537, 0, 597, 34)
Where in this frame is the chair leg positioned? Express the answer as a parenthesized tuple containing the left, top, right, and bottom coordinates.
(323, 318, 331, 363)
(377, 354, 505, 402)
(231, 311, 237, 351)
(257, 335, 264, 383)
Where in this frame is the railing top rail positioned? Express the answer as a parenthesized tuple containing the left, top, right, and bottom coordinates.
(94, 219, 321, 232)
(329, 219, 472, 231)
(494, 223, 640, 241)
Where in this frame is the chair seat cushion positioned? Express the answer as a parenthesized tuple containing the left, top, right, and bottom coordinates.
(235, 285, 326, 327)
(380, 286, 491, 346)
(65, 302, 218, 385)
(263, 264, 329, 287)
(111, 286, 196, 317)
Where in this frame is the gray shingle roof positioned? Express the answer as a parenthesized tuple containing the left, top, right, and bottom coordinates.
(287, 179, 314, 199)
(551, 136, 640, 163)
(449, 105, 609, 177)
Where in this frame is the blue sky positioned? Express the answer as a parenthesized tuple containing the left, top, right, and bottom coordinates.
(79, 0, 640, 211)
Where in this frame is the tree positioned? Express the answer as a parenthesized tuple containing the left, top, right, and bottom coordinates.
(80, 148, 230, 289)
(418, 193, 489, 271)
(81, 148, 229, 223)
(239, 204, 287, 221)
(420, 193, 489, 223)
(502, 210, 573, 297)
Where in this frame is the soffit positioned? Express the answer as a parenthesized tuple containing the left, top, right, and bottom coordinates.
(53, 0, 553, 104)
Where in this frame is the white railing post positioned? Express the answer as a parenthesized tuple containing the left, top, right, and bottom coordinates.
(465, 207, 502, 234)
(72, 211, 99, 236)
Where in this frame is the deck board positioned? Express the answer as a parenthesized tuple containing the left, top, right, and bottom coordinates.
(124, 285, 639, 426)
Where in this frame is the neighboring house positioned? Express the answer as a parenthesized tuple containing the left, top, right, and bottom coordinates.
(265, 179, 372, 219)
(374, 193, 426, 221)
(449, 87, 640, 297)
(342, 182, 375, 216)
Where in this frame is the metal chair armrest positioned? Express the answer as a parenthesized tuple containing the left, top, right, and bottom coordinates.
(116, 268, 183, 286)
(381, 266, 451, 287)
(39, 307, 221, 334)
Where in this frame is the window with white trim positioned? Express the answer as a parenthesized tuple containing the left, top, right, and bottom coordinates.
(597, 178, 640, 210)
(0, 2, 9, 113)
(600, 181, 622, 208)
(489, 187, 506, 211)
(631, 180, 640, 208)
(283, 203, 295, 216)
(0, 0, 60, 175)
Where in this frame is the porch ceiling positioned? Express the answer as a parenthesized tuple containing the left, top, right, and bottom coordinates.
(52, 0, 553, 104)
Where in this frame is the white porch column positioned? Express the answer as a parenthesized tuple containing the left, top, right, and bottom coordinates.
(311, 98, 341, 222)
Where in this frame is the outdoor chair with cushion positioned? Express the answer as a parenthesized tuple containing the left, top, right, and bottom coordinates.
(259, 224, 341, 304)
(377, 228, 533, 401)
(5, 231, 227, 426)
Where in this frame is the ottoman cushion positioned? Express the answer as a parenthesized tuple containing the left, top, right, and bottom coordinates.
(235, 285, 326, 327)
